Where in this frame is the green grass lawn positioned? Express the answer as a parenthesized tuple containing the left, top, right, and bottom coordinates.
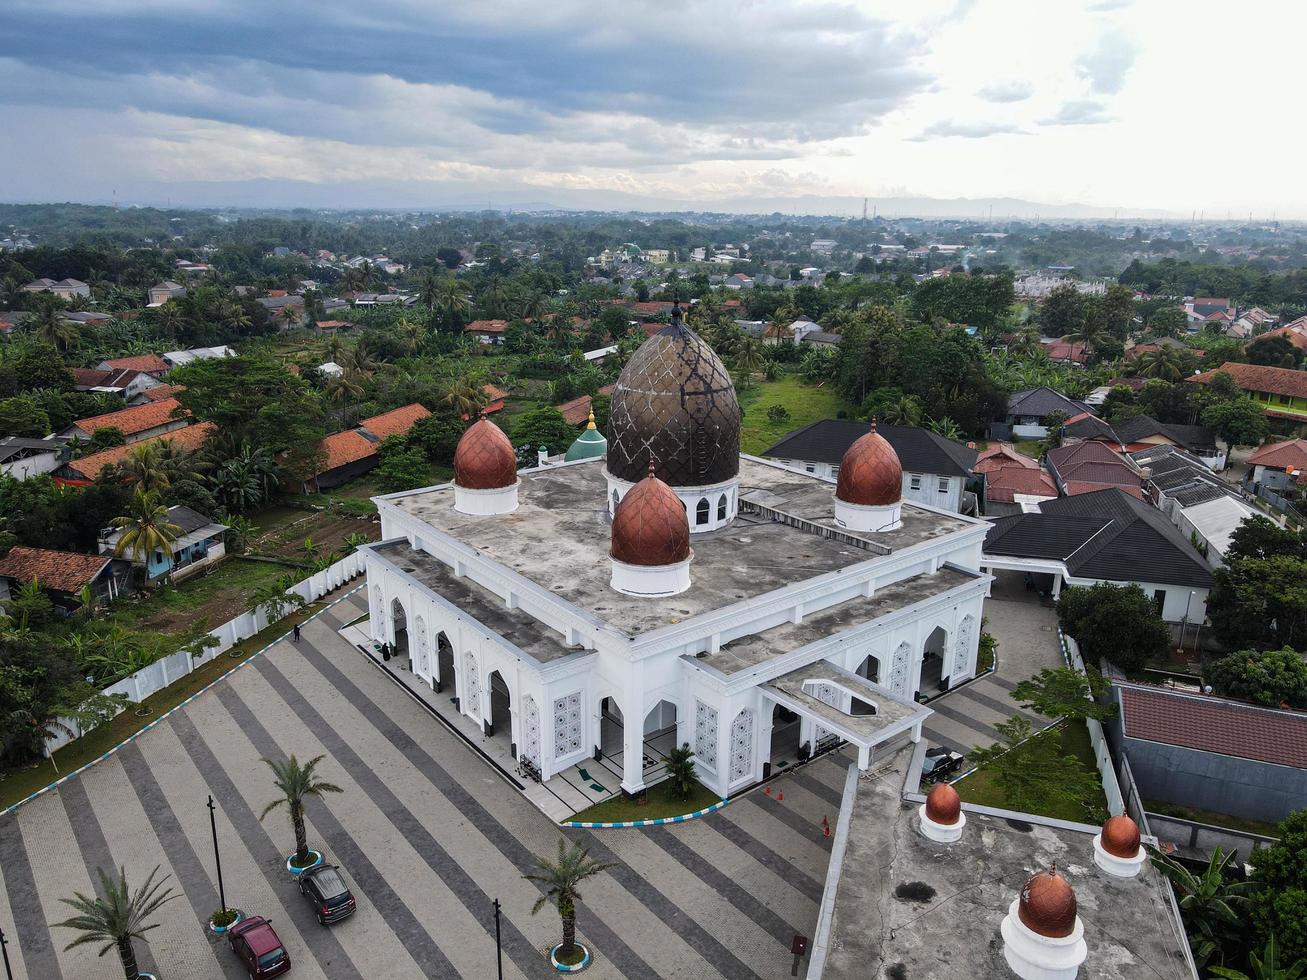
(0, 596, 330, 811)
(1012, 439, 1044, 460)
(954, 721, 1108, 824)
(1143, 800, 1282, 838)
(569, 778, 720, 823)
(738, 376, 851, 455)
(106, 557, 290, 636)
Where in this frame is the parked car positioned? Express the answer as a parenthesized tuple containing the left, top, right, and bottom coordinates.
(227, 915, 291, 977)
(921, 747, 965, 783)
(298, 864, 356, 925)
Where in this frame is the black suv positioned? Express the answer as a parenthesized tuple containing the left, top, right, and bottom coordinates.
(298, 864, 356, 925)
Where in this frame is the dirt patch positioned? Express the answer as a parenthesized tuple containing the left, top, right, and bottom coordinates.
(251, 509, 379, 562)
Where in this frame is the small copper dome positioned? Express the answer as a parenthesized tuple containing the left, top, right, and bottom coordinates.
(611, 463, 690, 567)
(1018, 868, 1078, 939)
(453, 418, 517, 490)
(835, 421, 903, 507)
(1101, 815, 1141, 858)
(924, 782, 961, 825)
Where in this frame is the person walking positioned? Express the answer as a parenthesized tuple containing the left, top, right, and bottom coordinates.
(292, 623, 301, 642)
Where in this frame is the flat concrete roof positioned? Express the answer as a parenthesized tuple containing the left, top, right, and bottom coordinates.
(701, 566, 975, 675)
(372, 541, 583, 665)
(764, 662, 926, 744)
(821, 757, 1193, 979)
(389, 457, 971, 639)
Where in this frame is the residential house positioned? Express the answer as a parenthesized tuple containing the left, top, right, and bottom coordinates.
(1233, 306, 1277, 336)
(555, 384, 617, 428)
(1062, 412, 1120, 445)
(464, 319, 508, 344)
(65, 398, 190, 444)
(129, 384, 186, 406)
(313, 319, 351, 333)
(0, 545, 126, 611)
(23, 277, 90, 299)
(1247, 315, 1307, 350)
(70, 367, 162, 401)
(100, 354, 171, 378)
(1131, 444, 1256, 566)
(973, 443, 1058, 517)
(1109, 682, 1307, 824)
(981, 487, 1214, 623)
(1040, 338, 1089, 365)
(582, 345, 618, 363)
(162, 346, 235, 368)
(61, 310, 113, 327)
(1245, 437, 1307, 490)
(1000, 387, 1095, 439)
(810, 240, 838, 255)
(147, 281, 187, 307)
(1189, 361, 1307, 426)
(1045, 440, 1145, 498)
(0, 311, 31, 334)
(761, 419, 978, 513)
(481, 384, 508, 416)
(56, 422, 215, 484)
(1183, 296, 1234, 327)
(800, 330, 842, 349)
(317, 361, 344, 378)
(643, 249, 670, 264)
(0, 436, 69, 480)
(723, 273, 753, 290)
(301, 404, 431, 492)
(99, 505, 228, 583)
(1067, 413, 1223, 469)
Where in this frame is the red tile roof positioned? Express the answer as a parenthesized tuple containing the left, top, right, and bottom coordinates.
(985, 465, 1058, 503)
(1190, 362, 1307, 400)
(556, 395, 594, 426)
(314, 404, 430, 473)
(64, 422, 215, 481)
(1121, 685, 1307, 769)
(102, 354, 170, 375)
(360, 403, 430, 441)
(464, 319, 508, 334)
(73, 398, 188, 437)
(140, 384, 186, 401)
(1247, 438, 1307, 471)
(483, 384, 509, 402)
(0, 545, 112, 593)
(314, 320, 349, 330)
(1251, 324, 1307, 351)
(975, 443, 1039, 473)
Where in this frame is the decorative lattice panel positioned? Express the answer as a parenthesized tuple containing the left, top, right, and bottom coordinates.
(729, 708, 754, 783)
(463, 651, 480, 719)
(695, 700, 718, 772)
(953, 615, 976, 680)
(553, 692, 584, 758)
(522, 695, 541, 768)
(889, 642, 912, 697)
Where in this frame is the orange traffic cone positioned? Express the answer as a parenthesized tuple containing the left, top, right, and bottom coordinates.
(777, 789, 784, 802)
(765, 785, 772, 796)
(823, 823, 831, 838)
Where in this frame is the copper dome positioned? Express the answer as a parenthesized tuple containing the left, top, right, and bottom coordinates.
(1018, 868, 1078, 939)
(453, 418, 517, 490)
(606, 305, 740, 488)
(835, 421, 903, 506)
(924, 782, 961, 825)
(611, 464, 691, 567)
(1101, 815, 1141, 858)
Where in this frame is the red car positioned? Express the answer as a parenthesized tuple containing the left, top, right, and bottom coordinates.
(227, 915, 291, 977)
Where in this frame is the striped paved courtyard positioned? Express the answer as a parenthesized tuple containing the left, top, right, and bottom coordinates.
(0, 586, 849, 980)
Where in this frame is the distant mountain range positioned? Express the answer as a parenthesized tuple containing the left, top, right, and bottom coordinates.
(5, 177, 1183, 221)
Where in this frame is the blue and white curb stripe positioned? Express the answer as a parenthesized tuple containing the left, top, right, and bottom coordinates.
(0, 583, 366, 818)
(562, 797, 731, 829)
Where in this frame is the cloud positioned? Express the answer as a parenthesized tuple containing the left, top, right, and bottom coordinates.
(1040, 100, 1113, 126)
(908, 119, 1030, 141)
(1075, 29, 1138, 94)
(977, 80, 1035, 103)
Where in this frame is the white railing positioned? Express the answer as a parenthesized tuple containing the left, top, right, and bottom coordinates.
(1060, 630, 1126, 816)
(43, 551, 367, 753)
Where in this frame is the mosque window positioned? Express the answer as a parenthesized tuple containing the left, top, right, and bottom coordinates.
(696, 498, 710, 525)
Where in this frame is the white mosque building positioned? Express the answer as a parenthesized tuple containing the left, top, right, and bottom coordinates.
(362, 305, 990, 801)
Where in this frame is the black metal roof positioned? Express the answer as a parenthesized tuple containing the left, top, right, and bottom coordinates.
(761, 419, 977, 478)
(984, 488, 1214, 588)
(1113, 415, 1216, 452)
(1007, 387, 1094, 419)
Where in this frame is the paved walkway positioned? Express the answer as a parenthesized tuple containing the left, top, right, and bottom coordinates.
(921, 569, 1064, 754)
(0, 588, 847, 980)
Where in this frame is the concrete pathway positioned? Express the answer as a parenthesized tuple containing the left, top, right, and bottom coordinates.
(0, 587, 846, 980)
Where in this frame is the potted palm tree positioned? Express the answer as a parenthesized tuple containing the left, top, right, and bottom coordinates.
(662, 743, 698, 803)
(524, 839, 614, 972)
(259, 753, 342, 873)
(54, 864, 176, 980)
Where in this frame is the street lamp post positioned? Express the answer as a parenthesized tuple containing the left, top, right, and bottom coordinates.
(207, 795, 227, 915)
(493, 898, 503, 980)
(1, 925, 14, 980)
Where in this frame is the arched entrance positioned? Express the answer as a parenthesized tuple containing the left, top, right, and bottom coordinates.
(641, 699, 678, 781)
(856, 653, 881, 683)
(486, 670, 514, 757)
(768, 701, 807, 773)
(389, 598, 408, 657)
(599, 696, 624, 760)
(918, 626, 948, 698)
(434, 631, 455, 696)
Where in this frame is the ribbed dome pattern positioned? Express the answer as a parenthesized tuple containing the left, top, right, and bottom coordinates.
(453, 419, 517, 490)
(610, 465, 691, 567)
(835, 421, 903, 506)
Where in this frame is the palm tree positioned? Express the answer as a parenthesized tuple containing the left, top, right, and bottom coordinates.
(259, 754, 342, 867)
(441, 376, 486, 419)
(218, 300, 252, 335)
(879, 394, 923, 426)
(520, 291, 549, 325)
(1136, 347, 1187, 381)
(439, 277, 471, 323)
(214, 445, 281, 513)
(481, 275, 511, 318)
(54, 864, 177, 980)
(111, 489, 182, 566)
(663, 743, 698, 801)
(399, 317, 427, 355)
(31, 305, 79, 351)
(153, 301, 188, 339)
(278, 304, 303, 330)
(734, 336, 762, 390)
(248, 579, 306, 623)
(118, 443, 171, 493)
(1150, 846, 1256, 968)
(524, 839, 615, 963)
(340, 343, 377, 378)
(928, 416, 963, 440)
(326, 371, 365, 427)
(1211, 936, 1307, 979)
(418, 269, 441, 310)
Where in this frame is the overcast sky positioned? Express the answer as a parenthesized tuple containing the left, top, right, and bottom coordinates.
(1, 0, 1302, 216)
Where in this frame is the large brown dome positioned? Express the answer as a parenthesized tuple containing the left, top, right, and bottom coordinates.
(611, 464, 691, 567)
(925, 782, 961, 825)
(606, 306, 740, 488)
(1101, 815, 1141, 858)
(1018, 868, 1078, 939)
(836, 421, 903, 506)
(453, 418, 517, 490)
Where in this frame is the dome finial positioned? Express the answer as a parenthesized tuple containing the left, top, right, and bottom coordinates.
(870, 416, 878, 434)
(647, 457, 657, 480)
(586, 409, 597, 431)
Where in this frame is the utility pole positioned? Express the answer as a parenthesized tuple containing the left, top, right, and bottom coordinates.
(1, 925, 14, 980)
(493, 899, 504, 980)
(207, 795, 228, 916)
(862, 197, 867, 221)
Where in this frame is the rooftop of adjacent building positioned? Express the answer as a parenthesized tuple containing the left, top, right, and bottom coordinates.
(380, 455, 978, 640)
(818, 744, 1193, 980)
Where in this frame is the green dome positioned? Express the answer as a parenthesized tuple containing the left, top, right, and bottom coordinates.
(565, 413, 607, 461)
